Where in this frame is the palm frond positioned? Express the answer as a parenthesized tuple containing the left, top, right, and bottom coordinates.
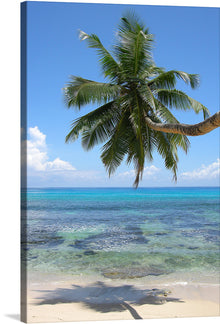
(63, 76, 121, 109)
(79, 30, 120, 81)
(187, 97, 210, 119)
(141, 65, 165, 81)
(81, 107, 121, 150)
(65, 101, 117, 143)
(175, 71, 200, 89)
(81, 118, 116, 150)
(148, 111, 190, 153)
(119, 11, 147, 34)
(148, 112, 189, 179)
(169, 133, 190, 153)
(148, 70, 200, 90)
(127, 92, 151, 187)
(126, 124, 155, 187)
(138, 84, 156, 112)
(153, 99, 180, 123)
(155, 89, 210, 120)
(156, 89, 193, 110)
(114, 13, 154, 78)
(154, 129, 179, 181)
(101, 111, 130, 176)
(126, 139, 145, 188)
(143, 125, 156, 162)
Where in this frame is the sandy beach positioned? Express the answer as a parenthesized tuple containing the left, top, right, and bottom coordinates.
(25, 274, 220, 323)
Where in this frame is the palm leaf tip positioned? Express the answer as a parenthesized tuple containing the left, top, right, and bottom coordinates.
(176, 72, 200, 89)
(189, 74, 200, 89)
(65, 133, 73, 143)
(65, 128, 79, 143)
(188, 97, 210, 119)
(172, 172, 177, 182)
(133, 172, 141, 188)
(203, 109, 210, 120)
(78, 29, 89, 41)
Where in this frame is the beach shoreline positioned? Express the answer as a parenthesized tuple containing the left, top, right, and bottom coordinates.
(25, 273, 220, 323)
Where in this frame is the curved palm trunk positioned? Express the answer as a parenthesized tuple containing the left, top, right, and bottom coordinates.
(145, 111, 220, 136)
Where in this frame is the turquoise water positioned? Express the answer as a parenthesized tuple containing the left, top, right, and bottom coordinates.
(21, 187, 220, 282)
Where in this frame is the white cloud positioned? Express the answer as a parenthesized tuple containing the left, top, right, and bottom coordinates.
(27, 126, 76, 172)
(27, 140, 48, 171)
(46, 158, 75, 171)
(118, 165, 160, 178)
(29, 126, 46, 148)
(181, 159, 220, 180)
(24, 126, 102, 186)
(144, 165, 160, 176)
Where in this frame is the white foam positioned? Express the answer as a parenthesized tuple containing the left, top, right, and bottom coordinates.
(174, 281, 188, 286)
(163, 281, 188, 286)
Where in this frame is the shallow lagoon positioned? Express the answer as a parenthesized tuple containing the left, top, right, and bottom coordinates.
(22, 187, 220, 283)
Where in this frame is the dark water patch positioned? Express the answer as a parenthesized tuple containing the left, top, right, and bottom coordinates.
(72, 227, 149, 251)
(181, 228, 220, 243)
(155, 232, 168, 236)
(74, 239, 84, 247)
(26, 231, 65, 248)
(27, 202, 134, 213)
(131, 261, 141, 266)
(83, 250, 98, 256)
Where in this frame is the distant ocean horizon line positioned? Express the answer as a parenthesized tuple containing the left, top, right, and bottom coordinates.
(24, 186, 220, 189)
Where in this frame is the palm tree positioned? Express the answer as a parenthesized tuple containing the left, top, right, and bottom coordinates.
(63, 12, 219, 187)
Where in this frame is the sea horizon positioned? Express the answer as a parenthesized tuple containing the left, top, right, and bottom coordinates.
(23, 185, 220, 189)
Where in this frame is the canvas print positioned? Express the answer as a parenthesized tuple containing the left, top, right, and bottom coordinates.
(21, 1, 220, 322)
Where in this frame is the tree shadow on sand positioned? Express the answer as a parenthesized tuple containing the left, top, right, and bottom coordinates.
(35, 281, 184, 320)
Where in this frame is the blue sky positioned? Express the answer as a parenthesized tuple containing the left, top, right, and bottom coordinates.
(24, 1, 220, 187)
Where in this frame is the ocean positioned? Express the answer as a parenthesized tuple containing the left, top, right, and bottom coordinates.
(21, 187, 220, 284)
